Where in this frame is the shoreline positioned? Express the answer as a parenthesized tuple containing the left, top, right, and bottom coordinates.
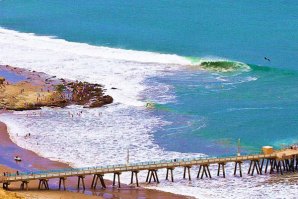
(0, 64, 193, 198)
(0, 120, 193, 199)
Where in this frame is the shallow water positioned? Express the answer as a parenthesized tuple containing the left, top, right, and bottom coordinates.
(0, 69, 26, 83)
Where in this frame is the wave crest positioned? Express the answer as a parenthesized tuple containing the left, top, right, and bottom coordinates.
(200, 61, 250, 72)
(187, 57, 250, 72)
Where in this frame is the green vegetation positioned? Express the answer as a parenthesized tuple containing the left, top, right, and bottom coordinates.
(55, 84, 66, 93)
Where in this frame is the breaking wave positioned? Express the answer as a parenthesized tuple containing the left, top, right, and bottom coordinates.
(187, 57, 251, 72)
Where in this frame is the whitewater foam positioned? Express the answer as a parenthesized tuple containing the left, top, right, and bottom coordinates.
(0, 27, 192, 106)
(1, 108, 297, 199)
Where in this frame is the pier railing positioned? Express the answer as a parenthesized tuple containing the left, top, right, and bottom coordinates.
(0, 152, 276, 183)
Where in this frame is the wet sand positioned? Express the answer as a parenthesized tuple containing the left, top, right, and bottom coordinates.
(0, 121, 193, 199)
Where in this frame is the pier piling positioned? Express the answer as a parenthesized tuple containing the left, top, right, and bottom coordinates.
(234, 161, 243, 177)
(264, 158, 273, 174)
(112, 172, 121, 188)
(3, 182, 9, 190)
(147, 169, 159, 184)
(91, 174, 96, 188)
(130, 171, 139, 187)
(270, 159, 285, 175)
(91, 174, 106, 189)
(183, 166, 191, 180)
(248, 159, 262, 176)
(20, 181, 29, 191)
(217, 162, 226, 178)
(38, 179, 49, 190)
(197, 164, 211, 179)
(77, 176, 85, 190)
(166, 167, 174, 182)
(59, 177, 66, 190)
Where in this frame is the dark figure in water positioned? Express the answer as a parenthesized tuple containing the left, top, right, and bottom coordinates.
(264, 57, 271, 62)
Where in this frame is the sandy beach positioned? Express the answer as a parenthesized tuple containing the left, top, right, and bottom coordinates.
(0, 121, 193, 199)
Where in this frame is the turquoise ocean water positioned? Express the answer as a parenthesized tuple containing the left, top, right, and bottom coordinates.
(1, 0, 298, 155)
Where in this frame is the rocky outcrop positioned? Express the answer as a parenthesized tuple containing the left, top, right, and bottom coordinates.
(60, 81, 113, 108)
(0, 65, 113, 111)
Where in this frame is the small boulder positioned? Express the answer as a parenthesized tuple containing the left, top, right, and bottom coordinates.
(0, 77, 5, 84)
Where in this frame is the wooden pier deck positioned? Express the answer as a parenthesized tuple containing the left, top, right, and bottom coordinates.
(1, 149, 298, 190)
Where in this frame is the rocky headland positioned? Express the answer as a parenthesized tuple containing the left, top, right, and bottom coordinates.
(0, 65, 113, 111)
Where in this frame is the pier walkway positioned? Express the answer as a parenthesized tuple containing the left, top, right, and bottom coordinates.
(1, 149, 298, 190)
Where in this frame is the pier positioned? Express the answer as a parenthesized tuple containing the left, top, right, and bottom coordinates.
(1, 148, 298, 191)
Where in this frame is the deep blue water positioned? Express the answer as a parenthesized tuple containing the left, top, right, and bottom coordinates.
(1, 0, 298, 155)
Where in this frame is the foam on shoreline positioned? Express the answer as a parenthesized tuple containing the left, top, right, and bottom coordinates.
(0, 27, 251, 105)
(1, 103, 298, 199)
(0, 27, 192, 107)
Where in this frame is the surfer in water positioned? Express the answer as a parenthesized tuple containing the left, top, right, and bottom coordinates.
(264, 57, 271, 62)
(146, 102, 154, 109)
